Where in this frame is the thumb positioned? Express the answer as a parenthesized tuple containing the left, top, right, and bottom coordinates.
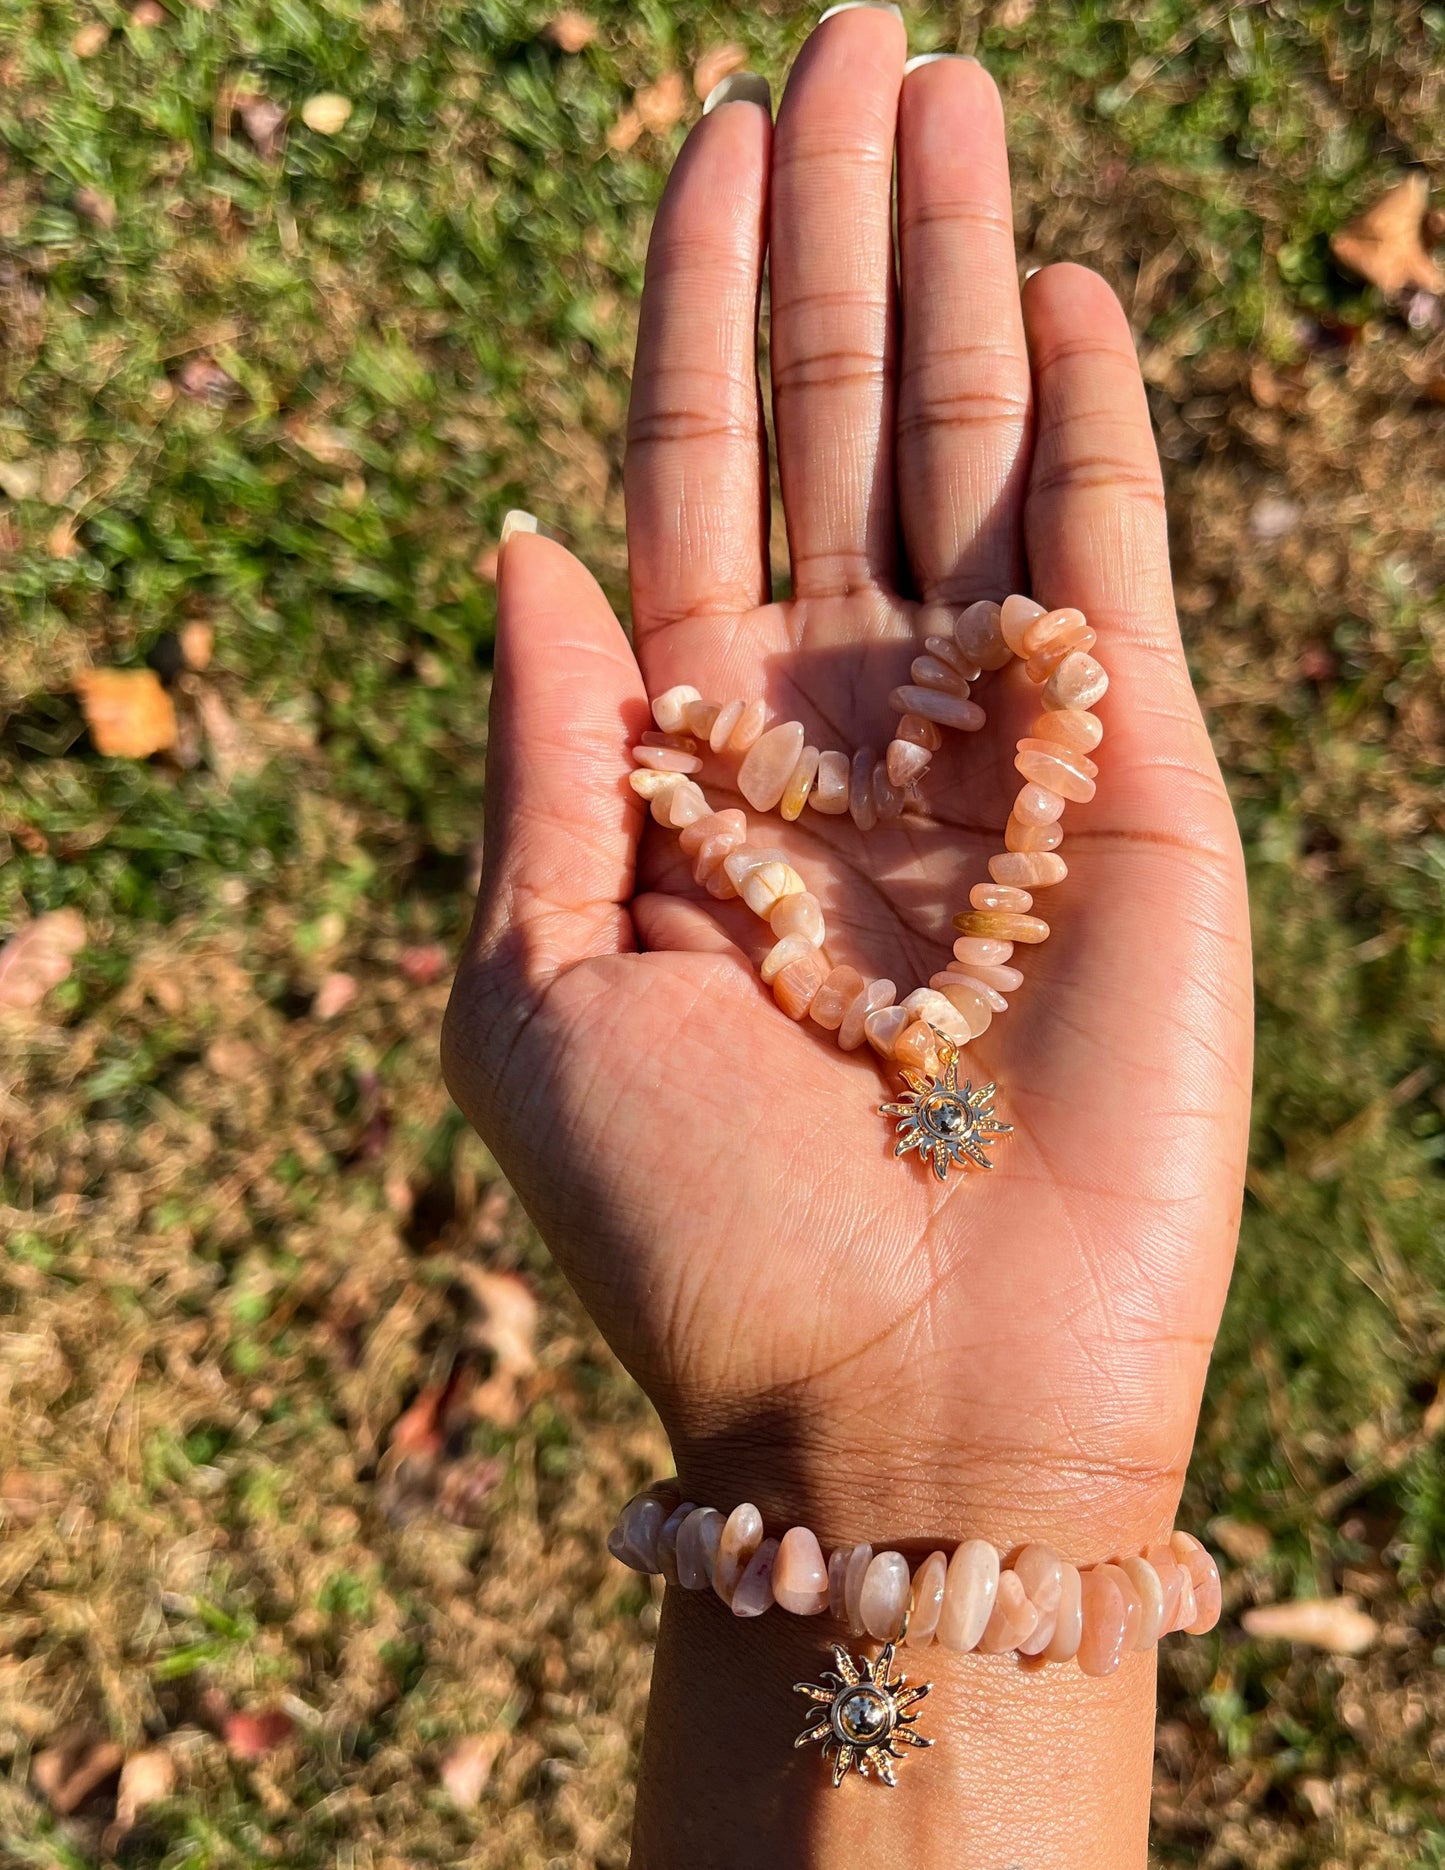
(462, 515, 648, 990)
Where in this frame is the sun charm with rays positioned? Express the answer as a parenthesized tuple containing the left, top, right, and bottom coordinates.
(880, 1032, 1012, 1178)
(794, 1642, 933, 1787)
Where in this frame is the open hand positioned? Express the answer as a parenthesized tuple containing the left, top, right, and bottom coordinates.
(443, 7, 1252, 1560)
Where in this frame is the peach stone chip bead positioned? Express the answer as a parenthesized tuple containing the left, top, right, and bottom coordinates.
(989, 851, 1068, 889)
(937, 1539, 999, 1652)
(729, 698, 767, 751)
(1115, 1555, 1166, 1649)
(811, 749, 851, 813)
(842, 1543, 874, 1636)
(999, 592, 1046, 654)
(810, 964, 865, 1031)
(769, 891, 826, 946)
(760, 934, 816, 984)
(731, 1537, 781, 1617)
(1145, 1541, 1191, 1632)
(954, 910, 1050, 945)
(839, 978, 895, 1051)
(1170, 1532, 1223, 1634)
(894, 1020, 943, 1077)
(707, 699, 744, 752)
(713, 1503, 764, 1606)
(780, 746, 820, 820)
(864, 1003, 910, 1059)
(970, 883, 1033, 913)
(774, 952, 829, 1020)
(1015, 744, 1096, 804)
(651, 684, 701, 732)
(954, 598, 1011, 671)
(1077, 1568, 1129, 1677)
(1043, 650, 1109, 711)
(773, 1527, 831, 1615)
(609, 1493, 668, 1572)
(655, 1501, 697, 1587)
(676, 1507, 724, 1591)
(1011, 1544, 1065, 1656)
(859, 1551, 911, 1641)
(739, 721, 807, 812)
(906, 1551, 948, 1649)
(888, 684, 985, 732)
(1031, 707, 1103, 753)
(1005, 816, 1063, 853)
(1042, 1562, 1084, 1663)
(849, 748, 878, 830)
(1096, 1564, 1144, 1652)
(977, 1569, 1039, 1654)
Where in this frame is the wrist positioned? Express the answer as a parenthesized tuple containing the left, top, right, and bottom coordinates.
(633, 1585, 1155, 1870)
(670, 1412, 1186, 1564)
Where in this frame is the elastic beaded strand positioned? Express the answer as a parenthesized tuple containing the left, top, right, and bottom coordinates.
(607, 1489, 1222, 1678)
(626, 593, 1105, 1065)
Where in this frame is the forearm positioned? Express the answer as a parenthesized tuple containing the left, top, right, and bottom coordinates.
(633, 1586, 1155, 1870)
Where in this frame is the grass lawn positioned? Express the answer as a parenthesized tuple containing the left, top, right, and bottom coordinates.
(2, 0, 1444, 1862)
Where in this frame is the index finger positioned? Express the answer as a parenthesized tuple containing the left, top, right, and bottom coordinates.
(625, 84, 773, 667)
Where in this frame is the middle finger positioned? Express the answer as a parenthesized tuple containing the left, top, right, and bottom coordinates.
(895, 54, 1032, 605)
(769, 4, 907, 601)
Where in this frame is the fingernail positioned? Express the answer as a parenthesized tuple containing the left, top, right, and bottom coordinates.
(903, 51, 975, 74)
(819, 3, 904, 22)
(500, 510, 538, 547)
(702, 71, 773, 116)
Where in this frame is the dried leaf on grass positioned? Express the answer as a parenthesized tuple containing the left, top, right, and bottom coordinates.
(440, 1730, 506, 1809)
(1331, 174, 1445, 297)
(637, 70, 687, 134)
(609, 70, 687, 151)
(313, 971, 358, 1021)
(0, 910, 86, 1011)
(74, 186, 116, 230)
(176, 354, 240, 404)
(544, 10, 596, 53)
(0, 459, 41, 501)
(693, 42, 748, 99)
(32, 1728, 125, 1815)
(398, 942, 449, 985)
(233, 91, 288, 158)
(71, 20, 110, 55)
(301, 93, 353, 136)
(462, 1269, 539, 1426)
(76, 668, 177, 758)
(1241, 1597, 1380, 1655)
(192, 682, 265, 785)
(222, 1706, 295, 1760)
(179, 619, 214, 670)
(103, 1746, 176, 1849)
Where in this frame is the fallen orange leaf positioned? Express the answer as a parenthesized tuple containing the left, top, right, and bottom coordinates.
(0, 909, 87, 1011)
(76, 668, 177, 758)
(545, 9, 596, 53)
(636, 70, 687, 135)
(1331, 174, 1445, 296)
(1241, 1596, 1379, 1655)
(693, 42, 748, 100)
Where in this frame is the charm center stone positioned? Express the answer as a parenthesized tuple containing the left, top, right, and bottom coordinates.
(834, 1686, 892, 1745)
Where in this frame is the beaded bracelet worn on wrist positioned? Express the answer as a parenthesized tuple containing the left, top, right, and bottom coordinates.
(609, 1487, 1222, 1786)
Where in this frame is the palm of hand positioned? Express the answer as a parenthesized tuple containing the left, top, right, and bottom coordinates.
(445, 18, 1252, 1552)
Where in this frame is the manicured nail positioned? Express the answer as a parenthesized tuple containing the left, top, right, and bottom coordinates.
(500, 510, 538, 547)
(820, 3, 903, 22)
(702, 72, 773, 116)
(903, 52, 975, 74)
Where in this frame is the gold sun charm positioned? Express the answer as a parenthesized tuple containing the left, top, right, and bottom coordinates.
(880, 1032, 1012, 1179)
(794, 1642, 933, 1787)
